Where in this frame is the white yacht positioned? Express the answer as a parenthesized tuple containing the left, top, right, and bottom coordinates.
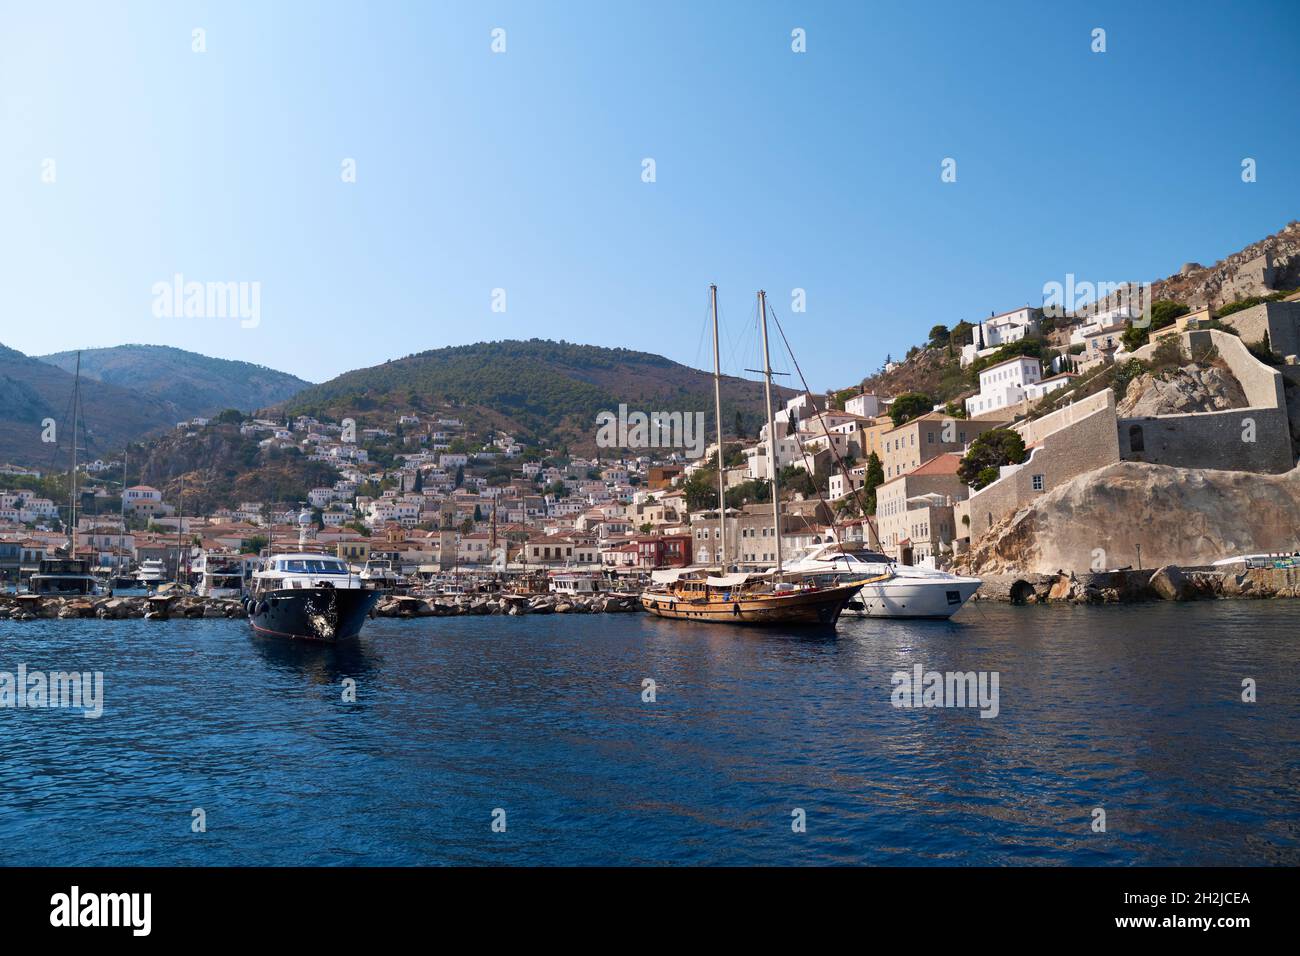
(356, 558, 407, 591)
(778, 543, 981, 619)
(134, 558, 169, 587)
(194, 552, 249, 599)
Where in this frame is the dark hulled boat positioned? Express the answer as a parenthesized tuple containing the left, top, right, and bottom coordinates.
(246, 552, 380, 641)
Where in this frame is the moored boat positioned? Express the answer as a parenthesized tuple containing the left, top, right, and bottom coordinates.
(641, 567, 874, 626)
(135, 558, 169, 587)
(245, 509, 379, 641)
(245, 551, 380, 641)
(30, 556, 102, 596)
(779, 543, 981, 619)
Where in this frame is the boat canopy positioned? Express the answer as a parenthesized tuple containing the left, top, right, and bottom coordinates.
(706, 573, 754, 588)
(650, 568, 689, 585)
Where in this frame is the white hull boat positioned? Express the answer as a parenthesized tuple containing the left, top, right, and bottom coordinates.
(777, 544, 981, 619)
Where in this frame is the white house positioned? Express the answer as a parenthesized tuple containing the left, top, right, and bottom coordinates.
(961, 307, 1041, 367)
(844, 393, 881, 418)
(964, 356, 1043, 418)
(1023, 371, 1078, 403)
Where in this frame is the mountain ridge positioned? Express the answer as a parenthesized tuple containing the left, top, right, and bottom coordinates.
(37, 344, 312, 423)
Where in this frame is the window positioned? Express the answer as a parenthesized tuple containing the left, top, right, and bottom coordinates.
(1032, 474, 1044, 491)
(1128, 424, 1145, 453)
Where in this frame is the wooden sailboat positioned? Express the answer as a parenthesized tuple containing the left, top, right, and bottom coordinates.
(641, 288, 878, 627)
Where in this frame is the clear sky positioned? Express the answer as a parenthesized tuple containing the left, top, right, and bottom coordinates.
(2, 0, 1297, 389)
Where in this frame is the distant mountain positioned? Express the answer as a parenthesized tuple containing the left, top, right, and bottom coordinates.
(280, 339, 795, 450)
(0, 343, 177, 467)
(38, 345, 311, 423)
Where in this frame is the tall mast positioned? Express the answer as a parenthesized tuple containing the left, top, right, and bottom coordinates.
(758, 290, 782, 580)
(710, 284, 727, 568)
(68, 351, 81, 555)
(118, 447, 128, 577)
(176, 474, 185, 584)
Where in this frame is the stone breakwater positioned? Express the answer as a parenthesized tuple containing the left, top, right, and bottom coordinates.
(975, 564, 1300, 605)
(0, 592, 645, 622)
(373, 593, 643, 617)
(0, 593, 244, 621)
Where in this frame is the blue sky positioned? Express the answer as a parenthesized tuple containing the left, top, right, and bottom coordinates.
(2, 0, 1297, 388)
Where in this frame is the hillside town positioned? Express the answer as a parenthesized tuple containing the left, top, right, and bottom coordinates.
(3, 267, 1300, 590)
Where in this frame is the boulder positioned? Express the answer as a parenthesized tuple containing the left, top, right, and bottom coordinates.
(1149, 565, 1195, 601)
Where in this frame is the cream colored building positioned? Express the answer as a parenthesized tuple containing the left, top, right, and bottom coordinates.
(875, 453, 968, 563)
(880, 413, 1009, 482)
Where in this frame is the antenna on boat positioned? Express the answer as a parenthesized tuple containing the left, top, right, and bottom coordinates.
(709, 284, 727, 570)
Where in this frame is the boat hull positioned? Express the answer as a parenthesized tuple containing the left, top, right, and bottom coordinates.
(247, 587, 380, 642)
(641, 581, 862, 626)
(845, 577, 981, 619)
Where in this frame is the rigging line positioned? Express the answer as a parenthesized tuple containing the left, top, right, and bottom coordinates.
(692, 287, 711, 373)
(767, 302, 875, 539)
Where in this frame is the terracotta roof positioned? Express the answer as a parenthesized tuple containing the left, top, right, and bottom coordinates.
(909, 453, 964, 477)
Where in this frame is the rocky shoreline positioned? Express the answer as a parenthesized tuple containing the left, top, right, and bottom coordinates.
(372, 593, 643, 616)
(0, 591, 644, 622)
(975, 563, 1300, 604)
(3, 566, 1293, 622)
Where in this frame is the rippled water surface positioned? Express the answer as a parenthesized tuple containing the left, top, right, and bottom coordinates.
(1, 602, 1296, 865)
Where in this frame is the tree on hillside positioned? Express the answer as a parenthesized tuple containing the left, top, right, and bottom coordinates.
(734, 409, 744, 439)
(1121, 300, 1189, 352)
(683, 467, 720, 512)
(889, 392, 934, 427)
(957, 428, 1027, 490)
(950, 320, 974, 347)
(928, 324, 950, 347)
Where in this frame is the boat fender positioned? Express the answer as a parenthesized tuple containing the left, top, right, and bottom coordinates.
(256, 600, 269, 616)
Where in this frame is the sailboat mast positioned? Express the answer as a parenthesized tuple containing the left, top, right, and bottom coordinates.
(70, 351, 80, 556)
(176, 474, 184, 584)
(758, 290, 782, 580)
(119, 447, 128, 577)
(710, 284, 727, 568)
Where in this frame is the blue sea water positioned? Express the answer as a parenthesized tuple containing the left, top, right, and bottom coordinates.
(0, 602, 1296, 865)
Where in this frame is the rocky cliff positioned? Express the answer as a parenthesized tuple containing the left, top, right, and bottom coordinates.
(1098, 220, 1300, 311)
(956, 460, 1300, 574)
(1116, 364, 1247, 417)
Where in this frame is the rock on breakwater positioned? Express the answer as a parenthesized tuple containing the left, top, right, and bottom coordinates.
(0, 593, 244, 621)
(372, 593, 643, 617)
(974, 563, 1300, 605)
